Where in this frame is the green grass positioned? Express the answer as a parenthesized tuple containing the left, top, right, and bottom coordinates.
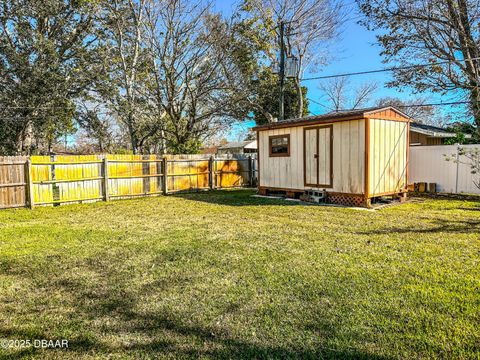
(0, 190, 479, 359)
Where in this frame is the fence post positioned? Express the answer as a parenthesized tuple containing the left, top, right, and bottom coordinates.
(25, 159, 34, 209)
(248, 155, 253, 187)
(103, 157, 109, 202)
(162, 157, 168, 194)
(455, 144, 460, 193)
(50, 154, 59, 205)
(209, 156, 214, 190)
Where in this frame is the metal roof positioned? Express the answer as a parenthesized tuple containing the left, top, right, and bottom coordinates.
(410, 122, 456, 138)
(218, 140, 257, 149)
(252, 106, 410, 131)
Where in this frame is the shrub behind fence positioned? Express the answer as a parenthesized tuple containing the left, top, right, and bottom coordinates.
(0, 154, 257, 209)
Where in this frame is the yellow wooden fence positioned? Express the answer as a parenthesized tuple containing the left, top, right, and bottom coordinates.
(0, 154, 255, 208)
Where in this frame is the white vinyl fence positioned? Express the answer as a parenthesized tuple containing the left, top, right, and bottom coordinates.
(409, 144, 480, 194)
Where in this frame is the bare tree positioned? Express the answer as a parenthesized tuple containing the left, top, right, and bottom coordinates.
(143, 0, 241, 153)
(247, 0, 345, 118)
(318, 77, 378, 111)
(101, 0, 163, 154)
(318, 77, 347, 111)
(375, 97, 440, 124)
(357, 0, 480, 134)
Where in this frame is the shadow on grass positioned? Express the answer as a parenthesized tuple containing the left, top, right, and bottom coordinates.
(453, 206, 480, 212)
(119, 312, 387, 359)
(0, 314, 101, 358)
(358, 218, 480, 235)
(172, 189, 305, 207)
(0, 248, 388, 360)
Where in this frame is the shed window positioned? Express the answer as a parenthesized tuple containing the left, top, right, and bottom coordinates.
(269, 135, 290, 157)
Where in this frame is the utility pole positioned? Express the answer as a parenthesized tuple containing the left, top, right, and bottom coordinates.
(278, 21, 285, 121)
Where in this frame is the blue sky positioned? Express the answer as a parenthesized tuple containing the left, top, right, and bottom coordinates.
(218, 0, 465, 141)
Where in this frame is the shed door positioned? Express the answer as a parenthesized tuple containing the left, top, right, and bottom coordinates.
(304, 125, 333, 188)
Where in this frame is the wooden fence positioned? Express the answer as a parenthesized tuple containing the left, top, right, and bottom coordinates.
(0, 156, 29, 209)
(0, 154, 257, 209)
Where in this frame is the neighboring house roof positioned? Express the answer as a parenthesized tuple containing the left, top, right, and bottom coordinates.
(200, 146, 218, 154)
(409, 122, 469, 138)
(253, 106, 410, 131)
(218, 140, 257, 150)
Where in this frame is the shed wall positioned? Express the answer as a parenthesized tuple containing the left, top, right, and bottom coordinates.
(368, 119, 408, 196)
(258, 119, 365, 193)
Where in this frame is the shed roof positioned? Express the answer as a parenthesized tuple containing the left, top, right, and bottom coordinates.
(253, 106, 411, 131)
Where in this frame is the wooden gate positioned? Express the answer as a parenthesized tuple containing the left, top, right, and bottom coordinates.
(0, 156, 29, 209)
(303, 125, 333, 188)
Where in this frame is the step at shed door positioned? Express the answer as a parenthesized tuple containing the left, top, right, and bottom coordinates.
(304, 125, 333, 188)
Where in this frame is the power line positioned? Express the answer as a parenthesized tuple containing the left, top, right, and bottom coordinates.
(397, 101, 473, 108)
(0, 106, 53, 110)
(301, 57, 480, 81)
(307, 97, 330, 109)
(307, 99, 476, 111)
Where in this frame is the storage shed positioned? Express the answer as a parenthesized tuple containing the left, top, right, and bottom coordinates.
(253, 107, 410, 207)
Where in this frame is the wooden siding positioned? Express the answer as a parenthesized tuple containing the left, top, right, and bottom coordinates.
(410, 131, 444, 146)
(368, 119, 408, 196)
(426, 137, 443, 146)
(366, 108, 409, 121)
(333, 120, 365, 194)
(304, 126, 332, 187)
(318, 127, 331, 186)
(304, 128, 318, 186)
(258, 119, 365, 193)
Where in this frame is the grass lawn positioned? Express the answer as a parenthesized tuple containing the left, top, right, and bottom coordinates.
(0, 190, 479, 359)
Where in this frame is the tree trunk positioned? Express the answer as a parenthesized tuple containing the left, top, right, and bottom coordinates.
(471, 87, 480, 137)
(15, 131, 24, 155)
(295, 77, 303, 118)
(295, 54, 305, 118)
(130, 132, 138, 154)
(16, 119, 33, 155)
(126, 112, 138, 154)
(160, 129, 167, 154)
